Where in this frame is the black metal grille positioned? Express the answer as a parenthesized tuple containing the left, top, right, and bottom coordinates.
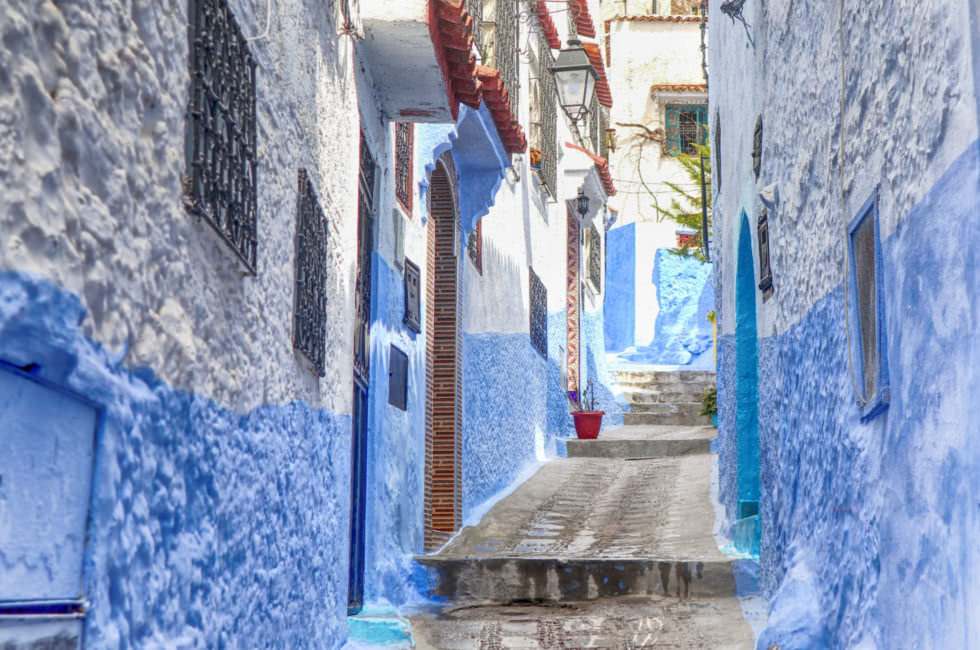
(388, 344, 409, 410)
(529, 267, 548, 357)
(467, 220, 482, 272)
(537, 32, 558, 196)
(467, 0, 483, 55)
(589, 95, 600, 153)
(496, 0, 520, 116)
(395, 122, 413, 213)
(599, 107, 609, 160)
(587, 225, 601, 292)
(404, 258, 421, 332)
(185, 0, 258, 274)
(752, 115, 763, 180)
(293, 169, 328, 376)
(354, 133, 376, 383)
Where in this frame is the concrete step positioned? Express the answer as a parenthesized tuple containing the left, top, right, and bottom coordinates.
(566, 425, 714, 458)
(626, 401, 703, 415)
(417, 453, 732, 605)
(623, 387, 709, 403)
(610, 370, 716, 391)
(623, 412, 713, 426)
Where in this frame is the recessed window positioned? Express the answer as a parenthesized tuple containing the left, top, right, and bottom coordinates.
(847, 191, 889, 421)
(665, 104, 707, 155)
(394, 122, 414, 215)
(587, 225, 601, 293)
(388, 345, 408, 410)
(293, 169, 328, 377)
(185, 0, 258, 273)
(403, 258, 422, 333)
(757, 208, 773, 301)
(529, 267, 548, 357)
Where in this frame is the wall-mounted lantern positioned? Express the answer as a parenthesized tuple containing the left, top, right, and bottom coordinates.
(551, 40, 598, 123)
(576, 189, 590, 218)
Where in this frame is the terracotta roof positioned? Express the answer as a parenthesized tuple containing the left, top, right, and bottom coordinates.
(568, 0, 597, 38)
(564, 142, 616, 196)
(475, 66, 527, 154)
(536, 1, 561, 50)
(582, 42, 612, 109)
(650, 83, 707, 93)
(429, 0, 526, 154)
(607, 14, 703, 22)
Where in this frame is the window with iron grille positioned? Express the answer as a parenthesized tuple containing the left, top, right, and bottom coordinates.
(528, 267, 548, 357)
(757, 208, 773, 301)
(467, 0, 483, 54)
(395, 122, 413, 214)
(403, 257, 421, 332)
(495, 0, 520, 116)
(467, 219, 483, 273)
(664, 104, 707, 155)
(293, 169, 328, 376)
(587, 225, 601, 292)
(588, 96, 600, 154)
(185, 0, 258, 273)
(535, 31, 558, 197)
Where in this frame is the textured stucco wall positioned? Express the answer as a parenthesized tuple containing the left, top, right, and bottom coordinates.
(0, 0, 361, 415)
(711, 0, 980, 645)
(0, 272, 352, 647)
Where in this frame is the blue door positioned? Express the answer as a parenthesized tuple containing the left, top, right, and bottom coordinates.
(734, 212, 761, 553)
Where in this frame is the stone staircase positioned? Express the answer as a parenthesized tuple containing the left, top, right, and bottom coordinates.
(611, 368, 716, 426)
(415, 423, 737, 607)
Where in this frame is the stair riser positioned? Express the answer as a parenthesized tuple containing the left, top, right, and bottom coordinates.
(565, 438, 711, 458)
(623, 413, 712, 426)
(611, 371, 716, 385)
(624, 390, 709, 404)
(626, 403, 704, 415)
(418, 558, 737, 604)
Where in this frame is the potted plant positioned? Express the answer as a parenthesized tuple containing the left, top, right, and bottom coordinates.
(701, 385, 718, 427)
(571, 379, 604, 439)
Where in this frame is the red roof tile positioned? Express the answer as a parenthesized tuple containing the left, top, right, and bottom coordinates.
(581, 42, 612, 109)
(569, 0, 597, 38)
(607, 14, 703, 22)
(429, 0, 526, 153)
(564, 141, 616, 196)
(650, 83, 707, 93)
(536, 1, 561, 50)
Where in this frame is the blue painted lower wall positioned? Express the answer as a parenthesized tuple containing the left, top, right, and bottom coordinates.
(0, 272, 352, 648)
(603, 224, 636, 352)
(718, 141, 980, 648)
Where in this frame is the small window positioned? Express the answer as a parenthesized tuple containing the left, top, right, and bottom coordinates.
(388, 345, 408, 410)
(847, 191, 889, 421)
(394, 122, 414, 214)
(529, 267, 548, 357)
(403, 258, 422, 333)
(293, 169, 328, 377)
(757, 208, 773, 301)
(467, 220, 483, 273)
(665, 104, 707, 155)
(587, 225, 601, 293)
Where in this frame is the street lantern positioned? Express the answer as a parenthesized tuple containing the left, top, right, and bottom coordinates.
(551, 39, 598, 123)
(576, 189, 590, 218)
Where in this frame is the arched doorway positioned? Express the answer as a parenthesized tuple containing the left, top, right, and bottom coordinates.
(424, 154, 462, 551)
(735, 211, 761, 553)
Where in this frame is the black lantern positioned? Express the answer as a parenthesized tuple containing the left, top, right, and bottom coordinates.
(576, 189, 590, 217)
(551, 39, 598, 123)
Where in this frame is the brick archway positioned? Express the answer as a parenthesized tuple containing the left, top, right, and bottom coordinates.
(424, 154, 462, 551)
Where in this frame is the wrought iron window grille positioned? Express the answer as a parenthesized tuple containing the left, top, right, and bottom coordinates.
(496, 0, 521, 117)
(757, 208, 773, 301)
(467, 0, 483, 55)
(395, 122, 414, 215)
(535, 30, 558, 196)
(529, 266, 548, 357)
(752, 115, 763, 180)
(354, 132, 377, 383)
(664, 104, 708, 155)
(293, 169, 329, 377)
(403, 258, 422, 332)
(185, 0, 258, 274)
(587, 225, 601, 293)
(467, 220, 483, 273)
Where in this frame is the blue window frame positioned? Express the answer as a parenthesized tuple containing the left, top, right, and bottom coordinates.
(665, 104, 707, 155)
(847, 190, 889, 422)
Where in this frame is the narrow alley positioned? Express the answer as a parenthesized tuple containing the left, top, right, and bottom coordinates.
(2, 0, 979, 648)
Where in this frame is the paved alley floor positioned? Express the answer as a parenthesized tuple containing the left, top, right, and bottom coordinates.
(410, 425, 756, 649)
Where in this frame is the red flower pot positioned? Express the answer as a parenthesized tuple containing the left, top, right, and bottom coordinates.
(572, 411, 605, 439)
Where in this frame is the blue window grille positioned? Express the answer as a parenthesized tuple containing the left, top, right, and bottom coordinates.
(664, 104, 707, 155)
(847, 190, 889, 422)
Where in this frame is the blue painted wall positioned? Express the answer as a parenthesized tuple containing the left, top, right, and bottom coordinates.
(362, 253, 428, 607)
(603, 224, 636, 352)
(0, 272, 353, 648)
(717, 141, 980, 648)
